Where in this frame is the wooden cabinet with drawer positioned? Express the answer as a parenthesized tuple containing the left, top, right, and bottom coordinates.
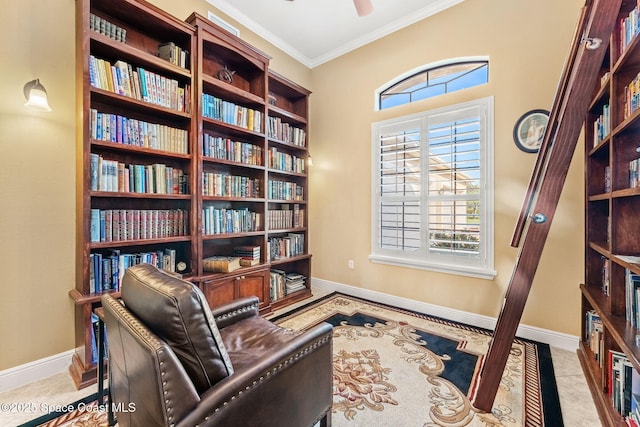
(200, 266, 270, 313)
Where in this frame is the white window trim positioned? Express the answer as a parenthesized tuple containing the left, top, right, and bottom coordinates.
(369, 97, 496, 279)
(374, 56, 490, 111)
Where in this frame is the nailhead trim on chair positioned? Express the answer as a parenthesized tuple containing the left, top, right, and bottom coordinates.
(193, 335, 331, 427)
(105, 297, 185, 427)
(213, 302, 260, 323)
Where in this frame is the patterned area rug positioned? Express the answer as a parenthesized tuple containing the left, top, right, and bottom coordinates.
(17, 393, 108, 427)
(273, 293, 563, 426)
(20, 292, 562, 427)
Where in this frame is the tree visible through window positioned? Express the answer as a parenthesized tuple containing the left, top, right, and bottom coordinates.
(370, 97, 495, 279)
(378, 60, 488, 110)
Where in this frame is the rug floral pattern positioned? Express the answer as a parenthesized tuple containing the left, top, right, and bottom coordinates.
(276, 294, 549, 427)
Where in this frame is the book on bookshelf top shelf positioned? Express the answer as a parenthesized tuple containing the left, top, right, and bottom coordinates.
(618, 2, 640, 57)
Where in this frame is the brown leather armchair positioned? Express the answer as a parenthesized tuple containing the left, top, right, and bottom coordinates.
(101, 263, 333, 427)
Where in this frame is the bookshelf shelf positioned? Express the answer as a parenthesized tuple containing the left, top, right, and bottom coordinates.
(202, 74, 266, 106)
(89, 192, 191, 200)
(581, 2, 640, 423)
(268, 138, 309, 151)
(89, 88, 192, 118)
(268, 105, 307, 124)
(89, 33, 192, 78)
(90, 142, 191, 160)
(202, 231, 266, 240)
(89, 236, 191, 249)
(270, 253, 312, 265)
(202, 116, 265, 136)
(72, 0, 313, 389)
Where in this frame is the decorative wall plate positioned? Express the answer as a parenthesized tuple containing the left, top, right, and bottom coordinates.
(513, 109, 550, 153)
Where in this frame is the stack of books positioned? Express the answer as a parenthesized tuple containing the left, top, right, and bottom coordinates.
(285, 272, 306, 294)
(235, 245, 261, 267)
(202, 256, 241, 273)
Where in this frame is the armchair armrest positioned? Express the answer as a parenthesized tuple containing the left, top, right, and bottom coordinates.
(176, 322, 334, 427)
(211, 297, 260, 329)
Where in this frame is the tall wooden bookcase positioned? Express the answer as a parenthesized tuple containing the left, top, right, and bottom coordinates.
(579, 1, 640, 425)
(266, 69, 312, 310)
(187, 13, 272, 313)
(71, 1, 312, 388)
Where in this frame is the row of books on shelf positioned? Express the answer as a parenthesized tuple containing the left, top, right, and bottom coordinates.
(630, 158, 640, 188)
(267, 116, 306, 147)
(597, 160, 640, 191)
(626, 268, 640, 328)
(268, 148, 306, 174)
(593, 104, 610, 146)
(157, 41, 189, 70)
(268, 204, 304, 230)
(619, 1, 640, 55)
(202, 94, 263, 133)
(586, 310, 640, 423)
(89, 13, 126, 43)
(268, 233, 305, 260)
(91, 208, 188, 243)
(90, 154, 189, 194)
(89, 55, 191, 113)
(268, 179, 304, 201)
(202, 172, 261, 197)
(625, 72, 640, 120)
(202, 206, 262, 235)
(90, 312, 107, 365)
(611, 350, 640, 424)
(90, 109, 189, 154)
(269, 269, 306, 302)
(585, 310, 605, 365)
(602, 256, 611, 296)
(202, 135, 262, 165)
(89, 249, 179, 293)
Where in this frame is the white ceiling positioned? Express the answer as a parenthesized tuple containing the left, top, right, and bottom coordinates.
(206, 0, 463, 68)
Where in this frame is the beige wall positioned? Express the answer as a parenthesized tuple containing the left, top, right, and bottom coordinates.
(308, 0, 585, 335)
(0, 0, 584, 371)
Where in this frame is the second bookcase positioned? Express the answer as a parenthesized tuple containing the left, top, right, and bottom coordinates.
(580, 2, 640, 425)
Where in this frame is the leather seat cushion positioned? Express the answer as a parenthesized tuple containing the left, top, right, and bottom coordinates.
(220, 316, 300, 370)
(120, 264, 234, 393)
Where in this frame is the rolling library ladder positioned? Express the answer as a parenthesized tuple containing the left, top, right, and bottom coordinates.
(472, 0, 620, 416)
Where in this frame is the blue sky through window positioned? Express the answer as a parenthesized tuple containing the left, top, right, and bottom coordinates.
(380, 62, 488, 110)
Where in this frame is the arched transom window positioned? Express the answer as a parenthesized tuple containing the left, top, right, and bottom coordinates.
(378, 58, 489, 110)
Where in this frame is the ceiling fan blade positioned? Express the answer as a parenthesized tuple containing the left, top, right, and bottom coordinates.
(285, 0, 373, 17)
(354, 0, 373, 16)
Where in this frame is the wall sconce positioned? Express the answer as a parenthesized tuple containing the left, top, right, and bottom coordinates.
(307, 153, 313, 167)
(23, 79, 52, 112)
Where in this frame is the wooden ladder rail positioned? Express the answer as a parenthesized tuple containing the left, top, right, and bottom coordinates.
(471, 0, 621, 412)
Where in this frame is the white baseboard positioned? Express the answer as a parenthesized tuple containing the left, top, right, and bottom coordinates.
(0, 350, 74, 393)
(312, 277, 580, 352)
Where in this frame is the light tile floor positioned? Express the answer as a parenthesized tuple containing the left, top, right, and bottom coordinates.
(0, 289, 601, 427)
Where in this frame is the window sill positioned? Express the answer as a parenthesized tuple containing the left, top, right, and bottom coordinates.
(368, 254, 497, 280)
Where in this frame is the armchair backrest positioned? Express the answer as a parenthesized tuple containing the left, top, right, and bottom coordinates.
(102, 293, 200, 427)
(118, 263, 234, 393)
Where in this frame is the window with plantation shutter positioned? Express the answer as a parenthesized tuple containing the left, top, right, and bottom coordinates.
(370, 97, 495, 279)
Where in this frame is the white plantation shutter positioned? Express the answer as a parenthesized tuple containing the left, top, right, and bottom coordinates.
(371, 97, 495, 279)
(378, 120, 421, 251)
